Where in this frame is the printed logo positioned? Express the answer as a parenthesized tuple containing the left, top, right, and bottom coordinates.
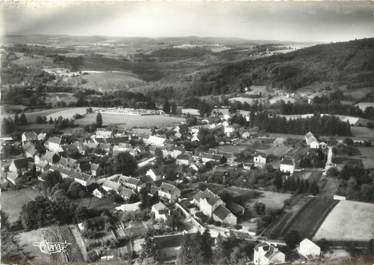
(33, 240, 71, 255)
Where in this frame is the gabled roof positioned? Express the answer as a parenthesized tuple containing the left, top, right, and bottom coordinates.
(121, 176, 140, 186)
(23, 142, 37, 155)
(305, 131, 318, 145)
(120, 187, 136, 198)
(22, 131, 38, 141)
(152, 201, 167, 211)
(196, 188, 222, 206)
(47, 136, 62, 145)
(11, 158, 32, 169)
(59, 156, 78, 168)
(176, 154, 190, 160)
(281, 157, 295, 166)
(160, 182, 180, 195)
(213, 205, 233, 220)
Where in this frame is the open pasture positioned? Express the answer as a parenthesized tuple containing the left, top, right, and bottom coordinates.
(76, 112, 184, 129)
(313, 200, 374, 242)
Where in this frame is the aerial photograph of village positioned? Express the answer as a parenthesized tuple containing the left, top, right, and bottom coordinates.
(1, 1, 374, 265)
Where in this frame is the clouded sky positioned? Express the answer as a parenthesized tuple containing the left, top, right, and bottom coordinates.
(3, 1, 374, 42)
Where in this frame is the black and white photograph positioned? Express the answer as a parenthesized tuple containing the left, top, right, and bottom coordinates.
(1, 1, 374, 265)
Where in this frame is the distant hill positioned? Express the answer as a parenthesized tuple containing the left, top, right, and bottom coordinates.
(190, 38, 374, 95)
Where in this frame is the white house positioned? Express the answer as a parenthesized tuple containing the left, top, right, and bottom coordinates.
(193, 189, 225, 217)
(151, 201, 169, 222)
(280, 157, 296, 175)
(95, 128, 113, 138)
(297, 238, 321, 259)
(21, 131, 38, 146)
(305, 132, 319, 149)
(253, 154, 267, 168)
(119, 176, 141, 191)
(158, 182, 181, 203)
(176, 154, 190, 166)
(45, 136, 64, 153)
(145, 136, 166, 147)
(146, 168, 163, 182)
(254, 242, 286, 265)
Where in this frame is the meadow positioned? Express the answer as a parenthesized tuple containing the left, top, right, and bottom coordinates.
(313, 200, 374, 242)
(76, 112, 184, 129)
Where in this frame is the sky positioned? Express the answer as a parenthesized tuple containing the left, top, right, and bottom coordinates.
(2, 1, 374, 42)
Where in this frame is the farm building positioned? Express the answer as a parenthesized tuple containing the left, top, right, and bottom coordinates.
(280, 157, 296, 175)
(158, 182, 181, 203)
(253, 242, 285, 265)
(152, 201, 170, 222)
(297, 238, 321, 259)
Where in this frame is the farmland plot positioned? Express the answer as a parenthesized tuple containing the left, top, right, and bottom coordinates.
(76, 113, 184, 129)
(313, 200, 374, 242)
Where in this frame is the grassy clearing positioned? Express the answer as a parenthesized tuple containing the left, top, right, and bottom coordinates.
(80, 71, 145, 91)
(313, 200, 374, 242)
(76, 113, 184, 129)
(46, 108, 88, 120)
(1, 187, 41, 223)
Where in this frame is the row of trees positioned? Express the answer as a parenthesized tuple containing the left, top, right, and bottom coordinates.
(279, 100, 374, 120)
(20, 195, 100, 230)
(251, 112, 352, 136)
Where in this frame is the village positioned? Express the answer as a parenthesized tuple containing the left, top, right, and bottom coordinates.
(1, 99, 374, 265)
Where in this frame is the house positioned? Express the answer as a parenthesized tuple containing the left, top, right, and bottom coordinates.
(119, 176, 141, 191)
(305, 131, 319, 149)
(224, 126, 235, 137)
(7, 158, 34, 185)
(58, 156, 79, 171)
(176, 154, 190, 166)
(213, 205, 237, 225)
(38, 132, 47, 141)
(34, 150, 59, 171)
(119, 187, 136, 201)
(297, 238, 321, 259)
(280, 157, 296, 175)
(193, 189, 225, 217)
(96, 128, 113, 138)
(146, 168, 164, 182)
(145, 135, 166, 147)
(21, 131, 38, 146)
(45, 136, 64, 153)
(23, 142, 38, 158)
(102, 180, 121, 193)
(253, 242, 286, 265)
(90, 163, 104, 177)
(200, 152, 222, 163)
(158, 182, 181, 203)
(253, 154, 267, 168)
(151, 201, 170, 222)
(93, 186, 107, 199)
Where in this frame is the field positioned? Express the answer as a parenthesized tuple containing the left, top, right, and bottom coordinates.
(46, 107, 88, 120)
(80, 71, 145, 91)
(224, 186, 292, 211)
(1, 187, 40, 223)
(350, 126, 374, 138)
(350, 147, 374, 169)
(76, 113, 184, 129)
(73, 196, 120, 211)
(313, 200, 374, 242)
(265, 197, 338, 239)
(17, 225, 84, 263)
